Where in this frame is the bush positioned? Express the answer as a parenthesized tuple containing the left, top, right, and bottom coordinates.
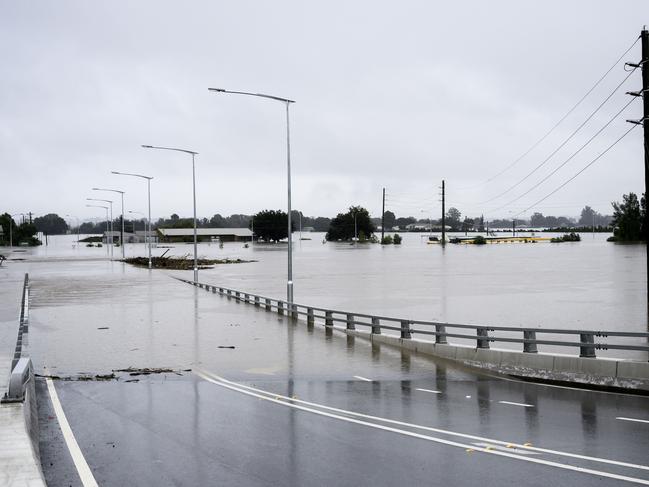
(381, 235, 393, 245)
(393, 233, 402, 245)
(472, 235, 487, 245)
(551, 232, 581, 243)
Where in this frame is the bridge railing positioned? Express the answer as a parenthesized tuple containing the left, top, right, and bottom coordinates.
(179, 278, 649, 360)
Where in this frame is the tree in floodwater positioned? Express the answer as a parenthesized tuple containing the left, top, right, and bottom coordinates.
(251, 210, 291, 242)
(326, 206, 376, 241)
(611, 193, 646, 241)
(34, 213, 69, 235)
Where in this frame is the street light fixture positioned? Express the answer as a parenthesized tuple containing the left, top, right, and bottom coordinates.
(112, 171, 153, 269)
(208, 87, 296, 307)
(92, 188, 126, 258)
(87, 198, 113, 259)
(141, 145, 199, 282)
(85, 204, 110, 256)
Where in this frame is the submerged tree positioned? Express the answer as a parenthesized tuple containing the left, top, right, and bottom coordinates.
(611, 193, 645, 241)
(251, 210, 291, 242)
(326, 206, 376, 241)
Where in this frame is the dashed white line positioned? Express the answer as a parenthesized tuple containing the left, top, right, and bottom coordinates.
(353, 375, 373, 382)
(416, 388, 442, 394)
(617, 417, 649, 424)
(195, 370, 649, 485)
(498, 400, 535, 408)
(46, 379, 99, 487)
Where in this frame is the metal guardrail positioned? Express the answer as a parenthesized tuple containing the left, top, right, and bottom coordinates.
(179, 278, 649, 360)
(3, 273, 33, 402)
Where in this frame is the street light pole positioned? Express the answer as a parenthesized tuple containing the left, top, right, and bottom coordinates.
(208, 87, 296, 307)
(92, 188, 126, 258)
(85, 204, 109, 256)
(87, 198, 113, 259)
(141, 145, 199, 282)
(112, 171, 153, 269)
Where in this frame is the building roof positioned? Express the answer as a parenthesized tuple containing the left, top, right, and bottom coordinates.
(158, 227, 253, 237)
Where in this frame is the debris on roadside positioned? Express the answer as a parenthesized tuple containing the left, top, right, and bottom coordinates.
(122, 255, 255, 270)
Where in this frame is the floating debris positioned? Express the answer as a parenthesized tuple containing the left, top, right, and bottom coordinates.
(97, 327, 109, 330)
(122, 255, 255, 270)
(217, 345, 236, 349)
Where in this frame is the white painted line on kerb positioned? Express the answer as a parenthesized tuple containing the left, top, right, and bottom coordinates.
(353, 375, 373, 382)
(195, 370, 649, 485)
(416, 388, 442, 394)
(499, 401, 535, 408)
(46, 379, 99, 487)
(617, 417, 649, 424)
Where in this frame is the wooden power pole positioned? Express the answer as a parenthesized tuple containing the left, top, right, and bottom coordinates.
(441, 180, 446, 245)
(381, 187, 386, 243)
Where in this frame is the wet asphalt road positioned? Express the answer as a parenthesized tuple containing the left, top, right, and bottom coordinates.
(6, 254, 646, 486)
(35, 314, 649, 486)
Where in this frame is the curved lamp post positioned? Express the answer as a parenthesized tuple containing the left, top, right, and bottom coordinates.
(85, 204, 110, 256)
(87, 198, 113, 259)
(112, 171, 153, 269)
(93, 188, 125, 258)
(141, 145, 199, 282)
(208, 87, 295, 307)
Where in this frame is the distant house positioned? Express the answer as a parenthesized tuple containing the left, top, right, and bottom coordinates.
(405, 223, 433, 231)
(157, 227, 253, 243)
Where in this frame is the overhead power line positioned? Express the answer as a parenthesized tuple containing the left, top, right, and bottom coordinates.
(492, 96, 639, 213)
(482, 67, 639, 204)
(513, 124, 639, 218)
(472, 35, 641, 189)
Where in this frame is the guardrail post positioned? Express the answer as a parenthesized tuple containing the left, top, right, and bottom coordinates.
(243, 293, 249, 303)
(265, 298, 271, 311)
(212, 286, 217, 294)
(401, 320, 411, 339)
(435, 324, 447, 344)
(226, 289, 231, 299)
(346, 314, 355, 330)
(579, 333, 596, 358)
(476, 327, 490, 349)
(235, 291, 240, 301)
(254, 296, 260, 307)
(290, 304, 298, 320)
(523, 331, 538, 353)
(278, 301, 284, 315)
(371, 317, 381, 334)
(307, 308, 314, 325)
(325, 311, 333, 327)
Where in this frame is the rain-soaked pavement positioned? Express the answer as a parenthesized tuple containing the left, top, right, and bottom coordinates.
(2, 235, 649, 486)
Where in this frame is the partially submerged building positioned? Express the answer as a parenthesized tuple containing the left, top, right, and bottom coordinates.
(157, 227, 253, 243)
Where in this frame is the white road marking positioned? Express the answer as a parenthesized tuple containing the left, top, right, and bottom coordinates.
(195, 370, 649, 484)
(472, 442, 539, 455)
(416, 388, 442, 394)
(617, 417, 649, 424)
(196, 369, 649, 474)
(498, 401, 535, 408)
(46, 379, 99, 487)
(353, 375, 373, 382)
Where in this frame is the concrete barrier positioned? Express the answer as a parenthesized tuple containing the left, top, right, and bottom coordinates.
(344, 328, 649, 392)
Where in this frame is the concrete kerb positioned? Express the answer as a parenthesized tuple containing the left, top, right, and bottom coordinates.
(1, 274, 46, 486)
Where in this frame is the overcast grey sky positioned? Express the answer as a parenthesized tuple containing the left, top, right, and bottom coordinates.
(1, 1, 647, 223)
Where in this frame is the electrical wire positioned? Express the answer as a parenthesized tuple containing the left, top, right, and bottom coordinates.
(491, 96, 639, 213)
(482, 67, 638, 204)
(512, 124, 639, 218)
(466, 35, 641, 190)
